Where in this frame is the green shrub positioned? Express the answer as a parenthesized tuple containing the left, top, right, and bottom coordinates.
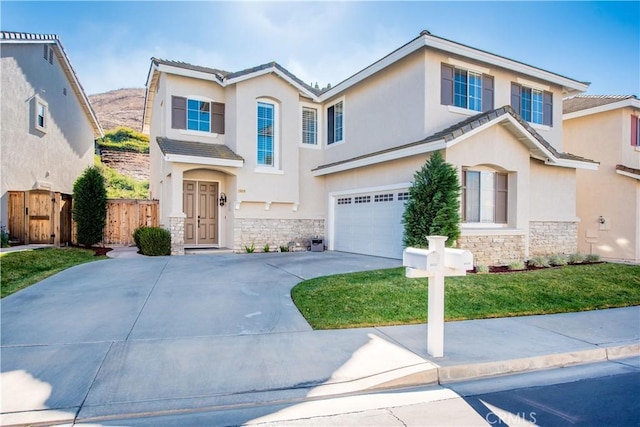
(263, 243, 270, 253)
(133, 226, 147, 249)
(585, 253, 601, 263)
(73, 166, 107, 248)
(548, 254, 568, 266)
(1, 225, 9, 248)
(568, 253, 585, 264)
(475, 264, 489, 274)
(244, 242, 255, 253)
(279, 245, 289, 252)
(508, 261, 525, 271)
(136, 227, 170, 256)
(527, 256, 550, 268)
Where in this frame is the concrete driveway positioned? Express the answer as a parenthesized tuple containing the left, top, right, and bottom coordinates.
(1, 251, 405, 424)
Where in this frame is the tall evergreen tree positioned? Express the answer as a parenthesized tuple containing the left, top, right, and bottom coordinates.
(73, 166, 107, 247)
(402, 151, 461, 248)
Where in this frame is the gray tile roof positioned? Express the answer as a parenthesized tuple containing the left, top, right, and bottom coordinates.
(157, 137, 244, 162)
(0, 31, 58, 41)
(151, 58, 229, 82)
(227, 61, 320, 95)
(313, 105, 596, 172)
(616, 164, 640, 177)
(563, 95, 637, 114)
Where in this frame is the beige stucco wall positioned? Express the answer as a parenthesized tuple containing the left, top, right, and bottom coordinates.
(529, 160, 577, 222)
(423, 49, 566, 152)
(564, 107, 640, 262)
(1, 43, 96, 226)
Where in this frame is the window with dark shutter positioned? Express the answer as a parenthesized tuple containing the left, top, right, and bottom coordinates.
(441, 63, 454, 106)
(543, 91, 553, 126)
(511, 83, 521, 114)
(212, 102, 225, 134)
(495, 172, 508, 224)
(482, 74, 494, 112)
(327, 104, 335, 145)
(632, 115, 639, 146)
(171, 96, 187, 129)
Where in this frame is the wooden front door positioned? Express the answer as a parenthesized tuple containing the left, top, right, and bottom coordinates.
(28, 191, 53, 243)
(183, 180, 218, 246)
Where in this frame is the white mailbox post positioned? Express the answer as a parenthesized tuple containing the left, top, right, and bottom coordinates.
(402, 236, 473, 358)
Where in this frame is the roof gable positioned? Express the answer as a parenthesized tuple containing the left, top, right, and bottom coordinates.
(563, 95, 640, 119)
(1, 31, 103, 137)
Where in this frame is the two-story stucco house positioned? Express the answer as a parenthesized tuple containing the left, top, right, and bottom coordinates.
(563, 95, 640, 263)
(144, 30, 597, 264)
(1, 31, 103, 245)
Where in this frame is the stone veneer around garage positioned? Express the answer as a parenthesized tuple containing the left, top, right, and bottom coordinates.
(233, 218, 325, 252)
(529, 221, 578, 257)
(458, 232, 526, 266)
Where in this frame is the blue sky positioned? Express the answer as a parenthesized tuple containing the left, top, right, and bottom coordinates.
(2, 1, 638, 96)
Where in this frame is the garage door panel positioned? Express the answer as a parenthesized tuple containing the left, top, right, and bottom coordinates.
(333, 189, 407, 259)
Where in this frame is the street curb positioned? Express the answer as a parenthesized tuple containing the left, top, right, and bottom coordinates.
(436, 343, 640, 384)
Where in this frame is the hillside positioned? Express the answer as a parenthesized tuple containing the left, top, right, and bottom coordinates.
(89, 88, 145, 131)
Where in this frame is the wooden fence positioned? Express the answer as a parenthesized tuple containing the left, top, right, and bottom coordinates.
(103, 199, 159, 245)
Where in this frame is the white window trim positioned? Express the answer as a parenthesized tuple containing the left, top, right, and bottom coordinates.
(516, 77, 550, 92)
(256, 97, 280, 170)
(326, 96, 345, 148)
(300, 101, 322, 149)
(34, 95, 48, 133)
(530, 123, 551, 132)
(448, 105, 478, 116)
(183, 94, 218, 134)
(179, 129, 219, 139)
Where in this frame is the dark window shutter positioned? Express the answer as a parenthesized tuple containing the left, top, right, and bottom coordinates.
(543, 91, 553, 126)
(212, 102, 225, 134)
(495, 172, 508, 224)
(171, 96, 186, 130)
(44, 45, 48, 60)
(327, 105, 335, 145)
(441, 63, 454, 106)
(510, 83, 521, 115)
(632, 115, 639, 146)
(461, 170, 467, 222)
(482, 74, 494, 112)
(48, 48, 53, 64)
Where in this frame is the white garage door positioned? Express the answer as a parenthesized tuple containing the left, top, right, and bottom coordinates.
(333, 189, 409, 259)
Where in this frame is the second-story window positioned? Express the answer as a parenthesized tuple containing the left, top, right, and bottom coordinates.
(511, 83, 552, 126)
(257, 101, 275, 166)
(171, 96, 225, 134)
(454, 69, 482, 111)
(302, 107, 317, 145)
(33, 96, 48, 133)
(187, 99, 210, 132)
(442, 63, 494, 113)
(327, 100, 343, 145)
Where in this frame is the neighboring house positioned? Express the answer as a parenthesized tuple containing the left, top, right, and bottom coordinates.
(143, 30, 597, 264)
(563, 95, 640, 263)
(1, 31, 103, 245)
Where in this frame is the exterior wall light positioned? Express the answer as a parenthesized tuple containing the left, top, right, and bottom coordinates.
(219, 192, 227, 207)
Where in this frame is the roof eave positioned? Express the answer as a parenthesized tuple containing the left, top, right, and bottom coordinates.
(163, 153, 244, 168)
(563, 98, 640, 120)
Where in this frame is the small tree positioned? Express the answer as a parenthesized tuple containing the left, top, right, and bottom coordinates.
(402, 151, 461, 248)
(73, 166, 107, 247)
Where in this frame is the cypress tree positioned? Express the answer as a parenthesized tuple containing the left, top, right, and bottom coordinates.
(73, 166, 107, 247)
(402, 151, 461, 248)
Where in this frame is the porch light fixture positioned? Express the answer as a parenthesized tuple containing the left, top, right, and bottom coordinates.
(219, 192, 227, 207)
(598, 216, 605, 225)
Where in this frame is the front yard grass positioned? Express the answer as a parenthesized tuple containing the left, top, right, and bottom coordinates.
(291, 263, 640, 329)
(1, 247, 106, 298)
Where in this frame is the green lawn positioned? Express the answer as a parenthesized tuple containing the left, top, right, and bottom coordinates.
(1, 248, 107, 298)
(291, 263, 640, 329)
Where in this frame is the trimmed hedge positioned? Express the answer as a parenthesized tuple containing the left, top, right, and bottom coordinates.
(134, 226, 170, 256)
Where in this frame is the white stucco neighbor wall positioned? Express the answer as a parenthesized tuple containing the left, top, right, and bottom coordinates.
(0, 43, 96, 226)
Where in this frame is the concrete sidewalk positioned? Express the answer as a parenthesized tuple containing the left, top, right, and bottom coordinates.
(1, 252, 638, 426)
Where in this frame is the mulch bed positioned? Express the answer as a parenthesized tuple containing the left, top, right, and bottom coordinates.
(472, 262, 602, 274)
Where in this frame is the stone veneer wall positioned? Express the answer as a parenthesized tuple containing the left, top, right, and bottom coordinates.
(458, 234, 526, 266)
(169, 216, 185, 255)
(234, 218, 325, 252)
(529, 221, 577, 256)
